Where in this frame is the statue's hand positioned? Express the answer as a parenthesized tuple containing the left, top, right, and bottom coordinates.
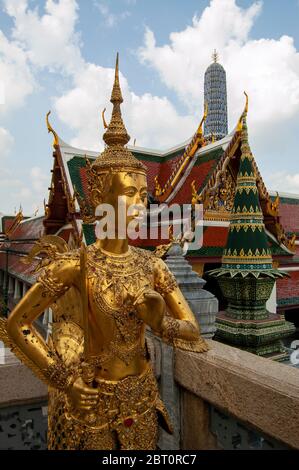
(134, 288, 166, 331)
(68, 376, 98, 411)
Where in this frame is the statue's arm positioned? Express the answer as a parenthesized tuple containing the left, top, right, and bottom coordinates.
(7, 258, 80, 388)
(161, 287, 208, 350)
(162, 286, 201, 341)
(136, 257, 208, 351)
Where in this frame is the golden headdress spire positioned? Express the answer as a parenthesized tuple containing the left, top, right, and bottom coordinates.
(91, 53, 146, 176)
(103, 53, 130, 147)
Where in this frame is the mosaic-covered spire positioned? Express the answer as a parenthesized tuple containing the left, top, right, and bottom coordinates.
(204, 51, 228, 142)
(221, 113, 273, 273)
(207, 100, 293, 359)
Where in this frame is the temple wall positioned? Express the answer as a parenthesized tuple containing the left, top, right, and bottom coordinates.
(0, 350, 47, 449)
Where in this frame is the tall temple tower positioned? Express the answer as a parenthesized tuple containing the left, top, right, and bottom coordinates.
(210, 112, 295, 360)
(204, 50, 228, 142)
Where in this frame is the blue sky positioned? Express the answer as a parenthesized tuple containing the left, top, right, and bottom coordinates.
(0, 0, 299, 214)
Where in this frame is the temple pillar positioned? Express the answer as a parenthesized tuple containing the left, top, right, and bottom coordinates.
(14, 279, 22, 301)
(22, 283, 28, 298)
(8, 277, 14, 296)
(165, 243, 218, 338)
(44, 308, 53, 341)
(266, 282, 277, 314)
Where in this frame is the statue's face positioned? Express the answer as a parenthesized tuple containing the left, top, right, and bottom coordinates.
(92, 171, 148, 236)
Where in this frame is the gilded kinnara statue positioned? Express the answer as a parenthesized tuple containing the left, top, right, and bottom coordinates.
(0, 54, 208, 450)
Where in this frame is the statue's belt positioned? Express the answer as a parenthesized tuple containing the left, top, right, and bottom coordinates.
(66, 366, 160, 430)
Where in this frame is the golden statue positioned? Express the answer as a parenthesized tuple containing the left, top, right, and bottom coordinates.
(0, 54, 208, 450)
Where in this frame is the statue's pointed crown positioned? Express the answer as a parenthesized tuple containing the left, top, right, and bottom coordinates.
(91, 53, 146, 175)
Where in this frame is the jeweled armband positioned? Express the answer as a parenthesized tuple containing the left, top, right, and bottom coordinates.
(38, 270, 68, 298)
(155, 268, 178, 296)
(161, 316, 180, 345)
(43, 360, 78, 391)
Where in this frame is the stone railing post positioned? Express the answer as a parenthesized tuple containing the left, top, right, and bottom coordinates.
(165, 243, 218, 338)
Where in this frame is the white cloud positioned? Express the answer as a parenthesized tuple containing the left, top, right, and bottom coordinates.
(30, 166, 49, 193)
(138, 0, 299, 142)
(0, 0, 196, 214)
(1, 0, 196, 154)
(0, 0, 83, 213)
(267, 172, 299, 194)
(138, 0, 262, 113)
(0, 165, 48, 215)
(3, 0, 83, 74)
(94, 1, 131, 28)
(0, 127, 14, 158)
(54, 62, 196, 150)
(0, 30, 35, 114)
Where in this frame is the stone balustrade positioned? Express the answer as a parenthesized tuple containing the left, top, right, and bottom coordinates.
(175, 339, 299, 450)
(0, 337, 298, 449)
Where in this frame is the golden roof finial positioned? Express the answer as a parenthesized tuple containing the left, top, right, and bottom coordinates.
(212, 49, 219, 63)
(46, 111, 59, 147)
(244, 91, 249, 114)
(237, 91, 249, 132)
(191, 180, 201, 206)
(196, 102, 208, 138)
(103, 52, 130, 147)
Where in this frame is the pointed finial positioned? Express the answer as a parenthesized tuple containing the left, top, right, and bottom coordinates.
(212, 49, 219, 63)
(237, 91, 249, 132)
(103, 53, 130, 147)
(197, 102, 209, 141)
(240, 93, 251, 155)
(46, 111, 59, 147)
(90, 53, 146, 179)
(242, 92, 249, 136)
(111, 52, 123, 104)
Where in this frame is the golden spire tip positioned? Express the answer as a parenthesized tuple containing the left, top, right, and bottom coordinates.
(46, 110, 59, 147)
(115, 52, 119, 76)
(244, 91, 248, 114)
(212, 49, 219, 63)
(102, 52, 130, 147)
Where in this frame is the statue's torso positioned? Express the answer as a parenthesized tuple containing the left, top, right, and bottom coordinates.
(86, 245, 156, 380)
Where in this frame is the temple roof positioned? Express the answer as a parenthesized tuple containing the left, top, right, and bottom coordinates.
(43, 117, 296, 258)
